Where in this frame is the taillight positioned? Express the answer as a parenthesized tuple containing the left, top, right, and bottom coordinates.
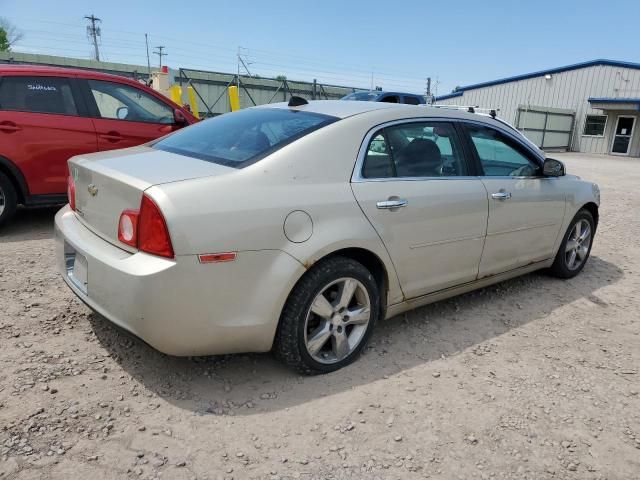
(138, 195, 174, 258)
(118, 210, 139, 247)
(67, 175, 76, 211)
(117, 194, 174, 259)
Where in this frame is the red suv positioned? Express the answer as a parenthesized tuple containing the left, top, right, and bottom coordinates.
(0, 65, 197, 226)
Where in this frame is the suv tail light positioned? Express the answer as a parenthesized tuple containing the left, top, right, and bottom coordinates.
(67, 175, 76, 211)
(117, 194, 174, 259)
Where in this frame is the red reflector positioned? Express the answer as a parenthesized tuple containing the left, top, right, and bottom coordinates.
(198, 252, 237, 264)
(138, 194, 174, 258)
(67, 175, 76, 211)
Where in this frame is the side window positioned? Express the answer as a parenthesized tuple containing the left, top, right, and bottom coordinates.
(380, 95, 399, 103)
(403, 96, 420, 105)
(0, 76, 78, 115)
(88, 79, 174, 124)
(467, 125, 541, 177)
(363, 133, 393, 178)
(362, 122, 468, 178)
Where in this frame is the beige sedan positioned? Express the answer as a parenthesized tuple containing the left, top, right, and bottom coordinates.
(55, 99, 600, 374)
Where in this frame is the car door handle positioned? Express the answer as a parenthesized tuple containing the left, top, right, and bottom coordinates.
(0, 122, 21, 133)
(376, 199, 408, 209)
(491, 192, 512, 200)
(99, 131, 123, 142)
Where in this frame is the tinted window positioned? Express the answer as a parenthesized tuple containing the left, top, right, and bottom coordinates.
(403, 96, 421, 105)
(342, 92, 380, 101)
(154, 108, 337, 168)
(468, 125, 541, 177)
(0, 76, 78, 115)
(583, 115, 607, 136)
(362, 122, 468, 178)
(88, 79, 174, 124)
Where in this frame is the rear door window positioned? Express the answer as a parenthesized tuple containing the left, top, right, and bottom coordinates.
(153, 108, 338, 168)
(0, 76, 78, 115)
(362, 122, 468, 178)
(87, 79, 174, 124)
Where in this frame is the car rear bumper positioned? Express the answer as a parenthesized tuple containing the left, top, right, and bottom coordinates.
(54, 205, 305, 356)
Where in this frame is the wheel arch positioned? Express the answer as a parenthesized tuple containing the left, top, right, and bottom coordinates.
(0, 155, 28, 204)
(581, 202, 599, 230)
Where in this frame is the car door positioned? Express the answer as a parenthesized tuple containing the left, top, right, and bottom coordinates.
(0, 74, 97, 195)
(82, 78, 181, 151)
(351, 120, 488, 299)
(462, 123, 566, 277)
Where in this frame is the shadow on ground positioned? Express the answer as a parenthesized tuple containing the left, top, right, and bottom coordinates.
(0, 206, 59, 243)
(88, 255, 623, 416)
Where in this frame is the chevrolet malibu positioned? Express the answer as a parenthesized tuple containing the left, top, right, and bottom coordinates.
(55, 99, 600, 374)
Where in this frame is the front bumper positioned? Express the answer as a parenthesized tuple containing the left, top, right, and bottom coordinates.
(54, 205, 305, 356)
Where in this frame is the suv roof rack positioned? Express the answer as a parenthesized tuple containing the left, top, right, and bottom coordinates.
(429, 104, 499, 119)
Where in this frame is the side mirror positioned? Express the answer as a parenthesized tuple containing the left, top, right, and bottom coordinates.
(543, 158, 565, 177)
(173, 108, 188, 126)
(116, 106, 129, 120)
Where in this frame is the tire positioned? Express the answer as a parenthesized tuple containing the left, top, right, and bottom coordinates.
(274, 256, 380, 375)
(0, 171, 18, 228)
(549, 208, 595, 279)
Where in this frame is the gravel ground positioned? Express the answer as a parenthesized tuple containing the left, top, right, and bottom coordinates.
(1, 153, 638, 480)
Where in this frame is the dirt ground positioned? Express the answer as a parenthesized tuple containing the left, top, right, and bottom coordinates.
(1, 153, 638, 480)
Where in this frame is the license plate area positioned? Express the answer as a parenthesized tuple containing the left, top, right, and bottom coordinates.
(64, 242, 88, 295)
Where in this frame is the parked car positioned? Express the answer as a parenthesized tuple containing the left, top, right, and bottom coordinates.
(0, 65, 197, 226)
(341, 90, 425, 105)
(55, 99, 600, 374)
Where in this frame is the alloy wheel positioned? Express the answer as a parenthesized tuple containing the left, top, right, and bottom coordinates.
(304, 277, 371, 364)
(565, 219, 592, 270)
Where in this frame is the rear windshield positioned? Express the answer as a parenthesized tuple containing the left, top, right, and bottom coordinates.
(153, 108, 338, 168)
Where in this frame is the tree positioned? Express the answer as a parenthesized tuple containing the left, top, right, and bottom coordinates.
(0, 18, 23, 52)
(275, 75, 287, 82)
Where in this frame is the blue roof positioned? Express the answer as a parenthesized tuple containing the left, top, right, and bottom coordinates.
(435, 59, 640, 101)
(589, 97, 640, 104)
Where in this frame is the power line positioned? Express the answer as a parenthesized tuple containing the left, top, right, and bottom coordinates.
(84, 14, 101, 61)
(153, 46, 167, 68)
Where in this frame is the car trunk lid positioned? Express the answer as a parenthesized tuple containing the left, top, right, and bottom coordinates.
(70, 146, 234, 250)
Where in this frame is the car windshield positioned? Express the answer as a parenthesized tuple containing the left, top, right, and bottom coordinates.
(342, 92, 380, 101)
(153, 108, 338, 168)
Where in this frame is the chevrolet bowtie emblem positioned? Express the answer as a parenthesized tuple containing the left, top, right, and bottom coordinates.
(87, 184, 98, 197)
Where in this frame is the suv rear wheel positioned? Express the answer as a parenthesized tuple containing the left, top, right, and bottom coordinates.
(0, 171, 17, 228)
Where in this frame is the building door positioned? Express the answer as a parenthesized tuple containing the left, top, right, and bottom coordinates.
(516, 105, 575, 151)
(611, 116, 636, 155)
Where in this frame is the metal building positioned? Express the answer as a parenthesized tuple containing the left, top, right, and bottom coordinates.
(435, 59, 640, 157)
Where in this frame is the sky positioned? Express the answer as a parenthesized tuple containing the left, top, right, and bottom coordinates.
(2, 0, 640, 95)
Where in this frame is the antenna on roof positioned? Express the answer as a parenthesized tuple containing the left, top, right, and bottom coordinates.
(288, 96, 308, 107)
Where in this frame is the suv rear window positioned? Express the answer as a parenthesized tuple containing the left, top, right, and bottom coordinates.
(0, 76, 78, 115)
(153, 108, 337, 168)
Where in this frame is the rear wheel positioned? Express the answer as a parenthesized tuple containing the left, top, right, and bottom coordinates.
(0, 171, 17, 228)
(549, 209, 595, 279)
(274, 256, 380, 375)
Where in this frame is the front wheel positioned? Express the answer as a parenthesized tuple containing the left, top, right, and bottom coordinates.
(549, 209, 595, 279)
(274, 256, 380, 375)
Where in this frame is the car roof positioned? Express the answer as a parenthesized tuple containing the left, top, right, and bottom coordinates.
(0, 64, 144, 86)
(263, 100, 487, 121)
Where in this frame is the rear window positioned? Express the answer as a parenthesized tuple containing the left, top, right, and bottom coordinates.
(0, 76, 78, 115)
(153, 108, 337, 168)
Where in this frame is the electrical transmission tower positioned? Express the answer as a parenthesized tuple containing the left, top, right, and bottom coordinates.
(84, 14, 102, 61)
(153, 46, 167, 68)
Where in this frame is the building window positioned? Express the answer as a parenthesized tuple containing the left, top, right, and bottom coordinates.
(583, 115, 607, 136)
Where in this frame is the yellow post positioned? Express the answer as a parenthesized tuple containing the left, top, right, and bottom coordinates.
(169, 85, 182, 105)
(228, 85, 240, 111)
(187, 85, 200, 119)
